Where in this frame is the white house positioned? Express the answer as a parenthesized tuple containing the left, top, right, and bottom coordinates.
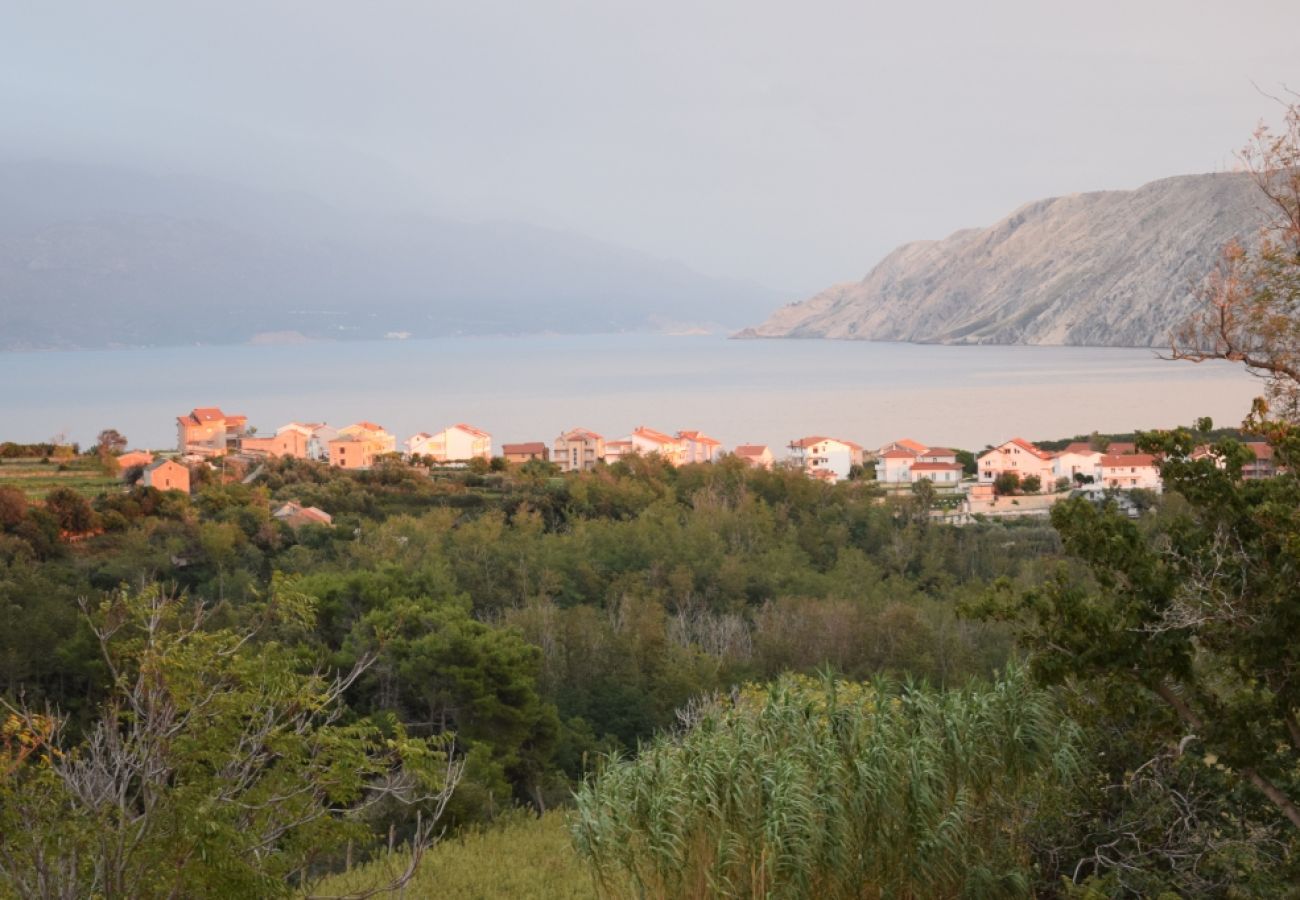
(676, 430, 723, 464)
(877, 443, 962, 485)
(788, 436, 856, 482)
(1053, 442, 1103, 484)
(908, 461, 964, 486)
(628, 426, 684, 465)
(978, 438, 1056, 491)
(1100, 453, 1162, 491)
(409, 423, 492, 462)
(877, 449, 919, 484)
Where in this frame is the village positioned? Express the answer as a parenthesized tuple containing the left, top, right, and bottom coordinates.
(79, 406, 1273, 525)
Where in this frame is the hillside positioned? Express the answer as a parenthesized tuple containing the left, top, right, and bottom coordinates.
(0, 162, 780, 350)
(737, 172, 1268, 347)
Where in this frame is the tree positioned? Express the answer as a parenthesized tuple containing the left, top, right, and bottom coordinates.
(0, 583, 462, 899)
(95, 429, 127, 457)
(1171, 98, 1300, 421)
(976, 424, 1300, 887)
(43, 487, 97, 534)
(1020, 474, 1042, 494)
(993, 471, 1020, 496)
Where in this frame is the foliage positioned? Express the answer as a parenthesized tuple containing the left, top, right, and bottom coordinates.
(0, 583, 461, 899)
(572, 669, 1079, 900)
(994, 471, 1021, 496)
(1171, 97, 1300, 420)
(974, 422, 1300, 892)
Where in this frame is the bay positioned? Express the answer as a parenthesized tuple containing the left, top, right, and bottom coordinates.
(0, 335, 1263, 453)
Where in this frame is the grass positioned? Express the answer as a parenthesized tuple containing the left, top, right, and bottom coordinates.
(307, 812, 598, 900)
(0, 456, 118, 500)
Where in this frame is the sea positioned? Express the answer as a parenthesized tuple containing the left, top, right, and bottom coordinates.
(0, 335, 1264, 453)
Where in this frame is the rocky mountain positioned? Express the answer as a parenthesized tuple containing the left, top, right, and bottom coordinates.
(0, 161, 780, 351)
(737, 172, 1268, 347)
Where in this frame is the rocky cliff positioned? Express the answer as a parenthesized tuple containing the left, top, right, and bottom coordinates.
(738, 172, 1267, 347)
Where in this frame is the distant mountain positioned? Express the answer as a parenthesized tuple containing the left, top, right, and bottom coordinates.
(0, 161, 781, 350)
(737, 172, 1268, 347)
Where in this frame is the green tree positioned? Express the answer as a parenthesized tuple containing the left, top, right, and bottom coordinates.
(43, 487, 98, 533)
(976, 424, 1300, 887)
(0, 583, 461, 899)
(993, 471, 1020, 496)
(1020, 474, 1042, 494)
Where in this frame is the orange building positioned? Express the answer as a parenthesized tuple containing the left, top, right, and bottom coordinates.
(502, 442, 549, 464)
(240, 427, 311, 459)
(176, 407, 247, 456)
(142, 459, 190, 494)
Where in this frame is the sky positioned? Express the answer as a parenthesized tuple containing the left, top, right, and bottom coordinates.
(4, 1, 1299, 293)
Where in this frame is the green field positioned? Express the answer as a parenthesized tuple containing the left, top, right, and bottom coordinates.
(0, 456, 119, 500)
(309, 812, 598, 900)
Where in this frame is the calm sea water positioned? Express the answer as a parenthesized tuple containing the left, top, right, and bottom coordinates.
(0, 335, 1263, 453)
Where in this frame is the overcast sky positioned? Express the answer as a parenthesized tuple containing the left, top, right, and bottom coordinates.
(4, 1, 1299, 292)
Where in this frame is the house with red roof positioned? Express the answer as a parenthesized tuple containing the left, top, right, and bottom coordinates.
(676, 430, 723, 464)
(787, 436, 858, 482)
(1053, 442, 1103, 484)
(330, 422, 396, 470)
(553, 428, 605, 472)
(877, 442, 963, 486)
(502, 442, 550, 464)
(406, 423, 487, 462)
(142, 458, 191, 494)
(732, 444, 774, 470)
(629, 426, 684, 465)
(604, 439, 635, 464)
(978, 438, 1056, 491)
(1100, 453, 1162, 491)
(272, 501, 334, 528)
(176, 407, 247, 456)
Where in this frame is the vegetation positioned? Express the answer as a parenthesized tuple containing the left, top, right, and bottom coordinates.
(573, 670, 1078, 900)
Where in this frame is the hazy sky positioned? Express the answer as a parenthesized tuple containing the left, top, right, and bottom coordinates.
(4, 1, 1299, 292)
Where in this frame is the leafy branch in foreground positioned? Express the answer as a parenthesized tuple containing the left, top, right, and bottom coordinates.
(0, 581, 463, 900)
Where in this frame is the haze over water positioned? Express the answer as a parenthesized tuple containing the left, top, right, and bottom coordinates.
(0, 336, 1261, 453)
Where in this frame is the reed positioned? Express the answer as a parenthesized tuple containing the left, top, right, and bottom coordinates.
(571, 668, 1077, 900)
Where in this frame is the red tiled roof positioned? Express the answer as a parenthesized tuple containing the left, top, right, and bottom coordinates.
(893, 438, 928, 453)
(733, 445, 770, 457)
(880, 449, 917, 459)
(1101, 454, 1156, 468)
(502, 442, 548, 455)
(790, 436, 831, 448)
(561, 428, 603, 441)
(1245, 441, 1274, 460)
(352, 421, 386, 432)
(632, 426, 676, 445)
(677, 430, 722, 445)
(1006, 438, 1054, 461)
(191, 407, 226, 422)
(1060, 442, 1096, 455)
(922, 447, 959, 456)
(453, 423, 491, 439)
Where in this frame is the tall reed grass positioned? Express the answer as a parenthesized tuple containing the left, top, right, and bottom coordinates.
(571, 668, 1077, 899)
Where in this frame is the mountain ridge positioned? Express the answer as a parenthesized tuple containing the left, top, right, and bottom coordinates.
(0, 161, 783, 351)
(737, 172, 1267, 348)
